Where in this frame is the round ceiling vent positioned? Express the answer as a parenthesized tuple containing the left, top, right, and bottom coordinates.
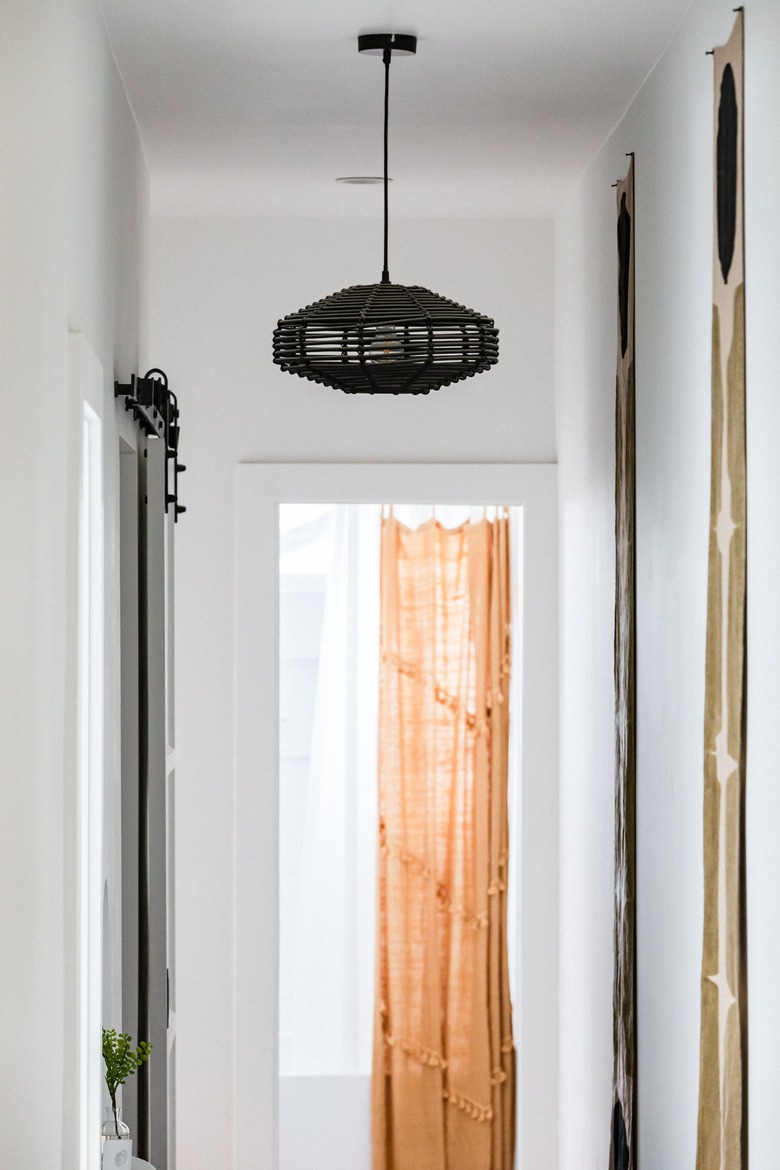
(336, 176, 391, 185)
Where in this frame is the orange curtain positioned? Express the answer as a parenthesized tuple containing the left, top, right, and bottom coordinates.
(372, 512, 515, 1170)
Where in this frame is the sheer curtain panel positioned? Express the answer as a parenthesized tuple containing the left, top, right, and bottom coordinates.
(373, 512, 515, 1170)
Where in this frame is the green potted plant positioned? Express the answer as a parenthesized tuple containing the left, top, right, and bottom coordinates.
(101, 1028, 152, 1139)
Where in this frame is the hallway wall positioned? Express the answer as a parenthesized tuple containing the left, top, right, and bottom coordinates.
(148, 214, 556, 1168)
(0, 3, 148, 1164)
(556, 0, 780, 1164)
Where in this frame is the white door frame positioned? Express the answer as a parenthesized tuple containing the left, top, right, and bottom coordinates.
(72, 333, 105, 1170)
(235, 463, 558, 1170)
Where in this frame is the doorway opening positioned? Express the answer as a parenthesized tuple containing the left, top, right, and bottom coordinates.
(278, 503, 523, 1170)
(235, 462, 558, 1169)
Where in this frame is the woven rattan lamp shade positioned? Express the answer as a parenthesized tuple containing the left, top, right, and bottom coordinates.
(273, 281, 499, 395)
(272, 34, 499, 396)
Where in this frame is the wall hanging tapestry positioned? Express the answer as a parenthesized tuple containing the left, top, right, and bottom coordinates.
(696, 10, 747, 1169)
(610, 154, 637, 1170)
(373, 512, 515, 1170)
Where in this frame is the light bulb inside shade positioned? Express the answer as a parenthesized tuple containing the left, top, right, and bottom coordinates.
(368, 327, 405, 364)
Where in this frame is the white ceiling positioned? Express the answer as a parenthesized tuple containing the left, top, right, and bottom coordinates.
(100, 0, 692, 217)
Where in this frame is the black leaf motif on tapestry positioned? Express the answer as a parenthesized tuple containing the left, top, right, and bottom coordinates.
(617, 193, 632, 358)
(612, 1100, 630, 1170)
(717, 64, 738, 284)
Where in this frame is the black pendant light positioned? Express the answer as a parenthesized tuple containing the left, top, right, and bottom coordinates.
(272, 33, 499, 396)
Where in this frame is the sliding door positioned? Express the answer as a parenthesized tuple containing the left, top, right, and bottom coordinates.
(121, 432, 175, 1168)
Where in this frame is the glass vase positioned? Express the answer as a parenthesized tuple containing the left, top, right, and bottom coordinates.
(102, 1103, 130, 1140)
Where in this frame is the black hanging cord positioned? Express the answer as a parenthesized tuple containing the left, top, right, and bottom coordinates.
(382, 47, 391, 283)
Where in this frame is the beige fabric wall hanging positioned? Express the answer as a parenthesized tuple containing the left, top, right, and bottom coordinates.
(372, 513, 515, 1170)
(610, 154, 636, 1170)
(696, 11, 747, 1169)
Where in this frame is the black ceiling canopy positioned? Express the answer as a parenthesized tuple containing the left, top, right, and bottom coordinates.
(272, 33, 499, 396)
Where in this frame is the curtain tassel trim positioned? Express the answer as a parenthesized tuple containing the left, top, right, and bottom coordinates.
(442, 1088, 494, 1124)
(381, 652, 492, 737)
(379, 832, 489, 930)
(384, 1032, 448, 1070)
(381, 1028, 513, 1124)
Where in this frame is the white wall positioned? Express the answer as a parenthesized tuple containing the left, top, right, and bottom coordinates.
(556, 0, 780, 1165)
(0, 2, 147, 1163)
(148, 215, 555, 1167)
